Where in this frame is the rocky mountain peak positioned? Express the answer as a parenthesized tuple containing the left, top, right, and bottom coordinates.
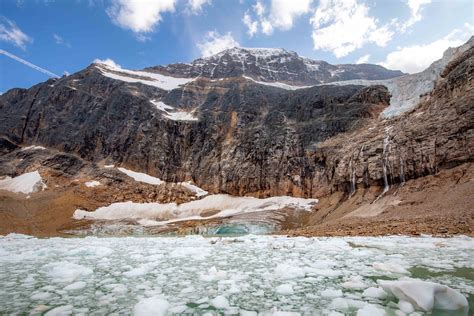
(144, 46, 404, 85)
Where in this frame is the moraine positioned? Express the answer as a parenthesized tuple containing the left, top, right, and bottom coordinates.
(0, 234, 472, 315)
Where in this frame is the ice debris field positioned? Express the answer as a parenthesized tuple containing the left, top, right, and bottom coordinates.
(0, 234, 472, 315)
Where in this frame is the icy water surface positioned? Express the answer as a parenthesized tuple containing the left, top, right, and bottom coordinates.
(0, 234, 472, 315)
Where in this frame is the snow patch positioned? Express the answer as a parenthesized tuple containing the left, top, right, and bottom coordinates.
(96, 63, 194, 91)
(179, 181, 208, 197)
(0, 171, 47, 194)
(21, 145, 46, 151)
(117, 167, 163, 185)
(244, 75, 312, 91)
(85, 180, 101, 188)
(151, 100, 198, 122)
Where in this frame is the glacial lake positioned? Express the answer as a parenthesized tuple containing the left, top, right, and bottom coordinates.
(0, 234, 472, 315)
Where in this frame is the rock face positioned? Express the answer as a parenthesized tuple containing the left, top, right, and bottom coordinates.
(146, 47, 404, 85)
(0, 40, 472, 199)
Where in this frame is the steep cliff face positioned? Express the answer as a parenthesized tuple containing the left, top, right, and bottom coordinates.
(0, 64, 389, 196)
(313, 45, 474, 195)
(0, 42, 472, 199)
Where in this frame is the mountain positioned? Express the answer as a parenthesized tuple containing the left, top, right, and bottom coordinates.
(0, 38, 472, 236)
(145, 47, 404, 85)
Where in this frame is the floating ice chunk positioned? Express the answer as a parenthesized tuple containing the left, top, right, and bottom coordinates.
(373, 262, 409, 274)
(0, 171, 47, 194)
(117, 168, 163, 185)
(123, 265, 151, 277)
(68, 246, 113, 257)
(30, 292, 52, 300)
(133, 297, 169, 316)
(200, 266, 227, 282)
(64, 281, 86, 291)
(398, 300, 415, 313)
(362, 287, 387, 299)
(43, 262, 92, 283)
(321, 288, 343, 298)
(240, 310, 258, 316)
(270, 311, 301, 316)
(342, 276, 367, 289)
(378, 279, 468, 312)
(309, 268, 342, 277)
(168, 305, 187, 313)
(357, 304, 386, 316)
(330, 298, 349, 310)
(44, 305, 73, 316)
(275, 284, 294, 295)
(104, 283, 128, 294)
(274, 264, 305, 279)
(85, 180, 101, 187)
(211, 295, 230, 309)
(170, 246, 211, 260)
(331, 298, 366, 310)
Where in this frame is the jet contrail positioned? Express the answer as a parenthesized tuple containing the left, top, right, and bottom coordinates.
(0, 49, 60, 78)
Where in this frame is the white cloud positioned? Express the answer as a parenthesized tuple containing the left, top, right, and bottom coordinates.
(0, 17, 32, 50)
(106, 0, 176, 38)
(187, 0, 212, 14)
(356, 54, 370, 64)
(243, 13, 258, 37)
(53, 33, 71, 48)
(269, 0, 312, 30)
(400, 0, 431, 32)
(310, 0, 393, 58)
(93, 58, 122, 69)
(253, 1, 265, 16)
(261, 18, 274, 35)
(197, 31, 239, 57)
(380, 23, 474, 73)
(242, 0, 311, 36)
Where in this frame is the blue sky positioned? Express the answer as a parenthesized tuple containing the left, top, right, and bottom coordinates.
(1, 0, 473, 92)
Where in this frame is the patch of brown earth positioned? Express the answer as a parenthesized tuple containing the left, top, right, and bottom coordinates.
(282, 163, 474, 237)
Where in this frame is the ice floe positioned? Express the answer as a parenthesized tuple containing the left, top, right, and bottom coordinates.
(0, 170, 47, 194)
(0, 235, 471, 315)
(379, 279, 469, 312)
